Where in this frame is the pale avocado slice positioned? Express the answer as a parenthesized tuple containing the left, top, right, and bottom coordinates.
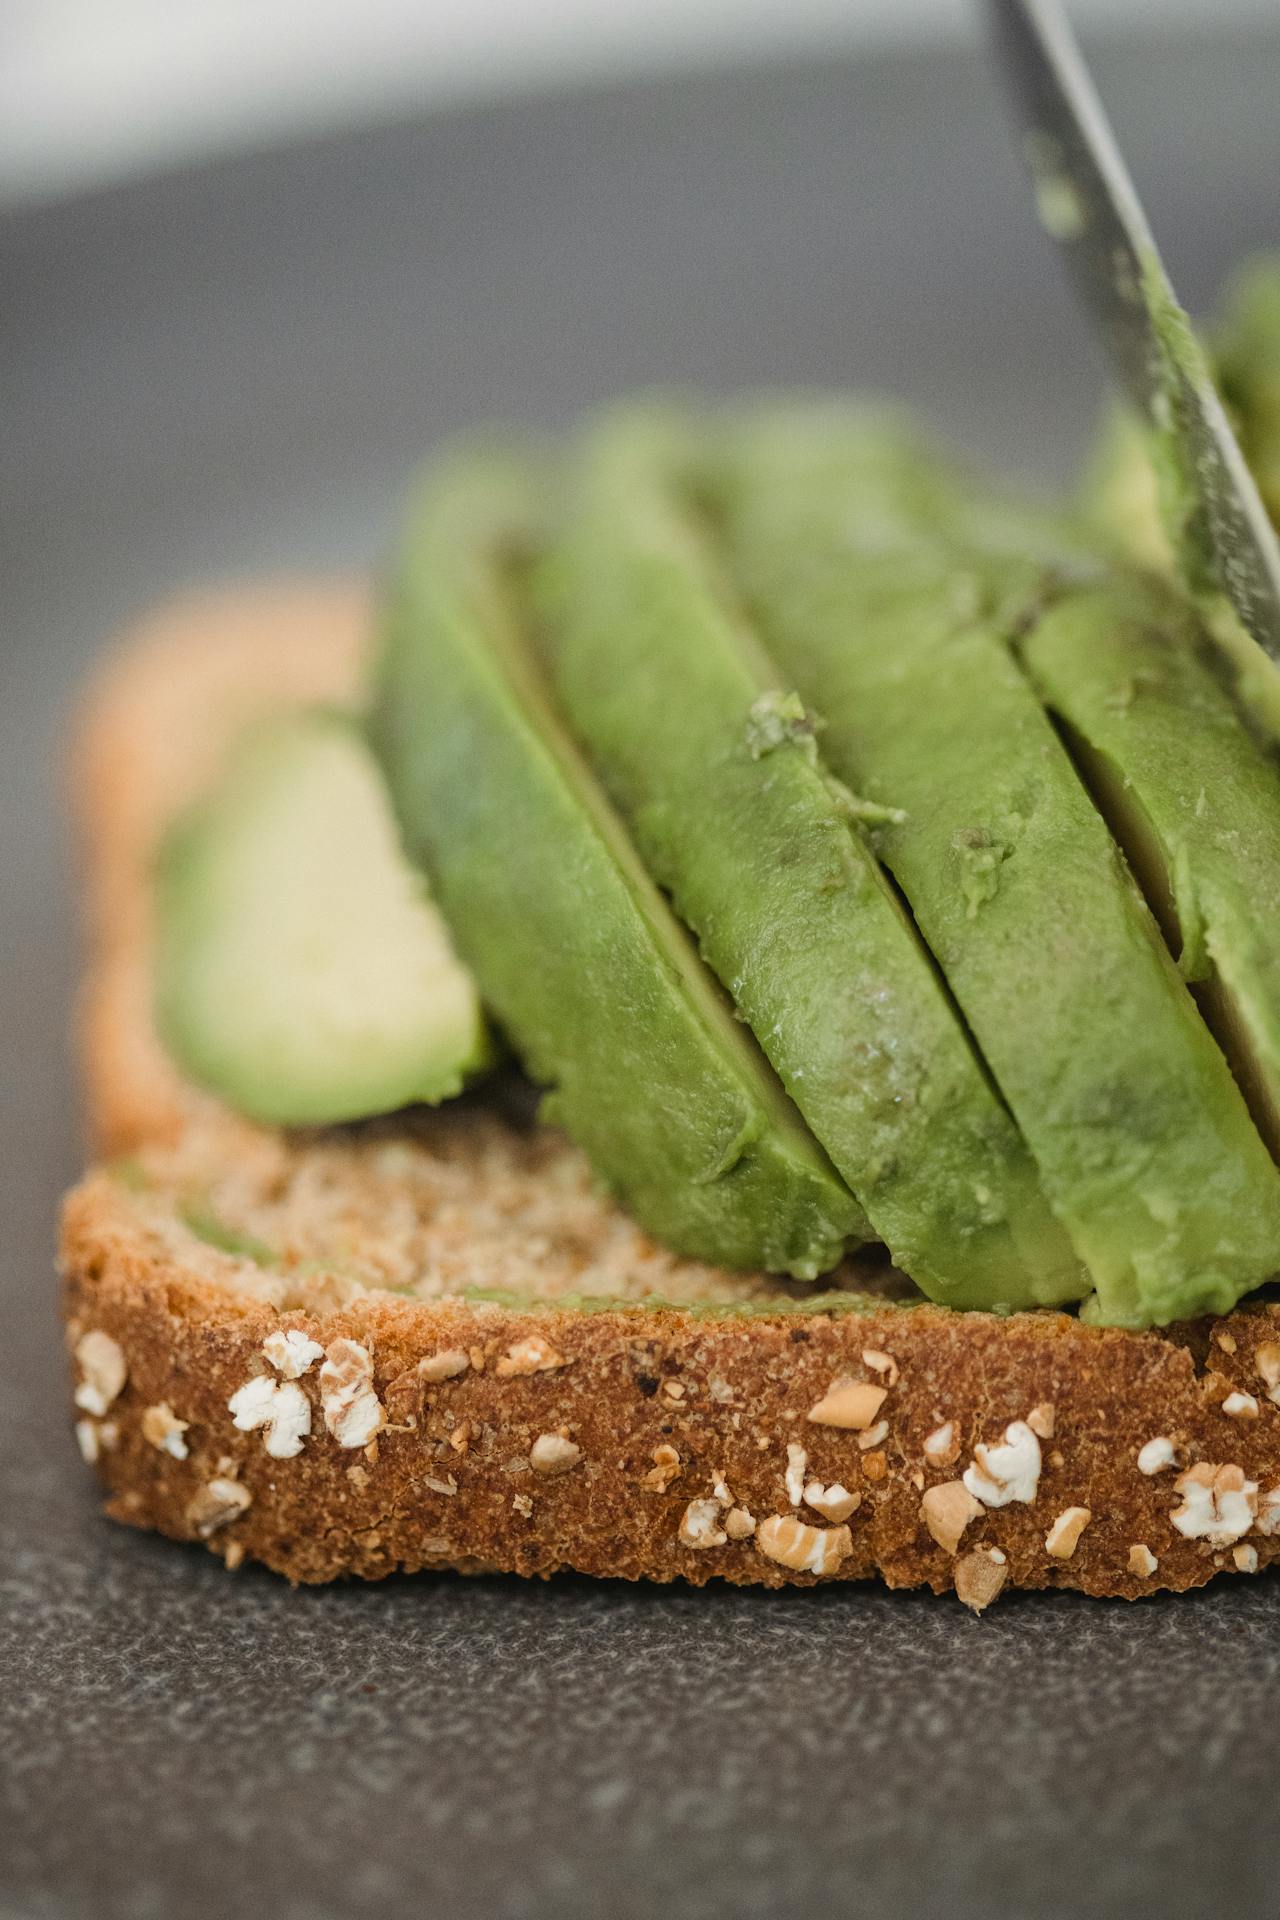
(1022, 573, 1280, 1158)
(711, 408, 1280, 1327)
(539, 409, 1081, 1311)
(155, 710, 491, 1126)
(371, 450, 864, 1278)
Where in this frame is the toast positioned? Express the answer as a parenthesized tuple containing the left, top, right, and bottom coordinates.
(59, 584, 1280, 1603)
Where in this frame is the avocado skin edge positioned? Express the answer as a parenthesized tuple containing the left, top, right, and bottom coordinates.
(540, 408, 1082, 1313)
(710, 406, 1280, 1329)
(371, 449, 864, 1279)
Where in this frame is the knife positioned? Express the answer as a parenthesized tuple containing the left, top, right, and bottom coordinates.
(987, 0, 1280, 668)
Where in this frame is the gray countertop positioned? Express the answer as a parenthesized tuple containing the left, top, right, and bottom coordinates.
(3, 30, 1279, 1919)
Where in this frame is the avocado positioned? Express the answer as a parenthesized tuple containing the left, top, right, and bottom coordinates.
(1092, 258, 1280, 558)
(710, 406, 1280, 1326)
(1022, 571, 1280, 1158)
(1214, 256, 1280, 528)
(1089, 256, 1280, 738)
(371, 449, 864, 1277)
(155, 710, 491, 1126)
(539, 409, 1081, 1310)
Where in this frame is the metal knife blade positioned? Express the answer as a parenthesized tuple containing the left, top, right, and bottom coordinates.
(987, 0, 1280, 666)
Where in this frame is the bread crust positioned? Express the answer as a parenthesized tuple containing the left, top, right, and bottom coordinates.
(60, 583, 1280, 1603)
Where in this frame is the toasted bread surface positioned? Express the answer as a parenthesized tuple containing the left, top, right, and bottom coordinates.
(61, 583, 1280, 1600)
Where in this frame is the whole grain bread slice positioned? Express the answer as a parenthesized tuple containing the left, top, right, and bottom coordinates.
(60, 584, 1280, 1602)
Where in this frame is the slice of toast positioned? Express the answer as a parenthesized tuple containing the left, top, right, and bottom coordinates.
(59, 585, 1280, 1601)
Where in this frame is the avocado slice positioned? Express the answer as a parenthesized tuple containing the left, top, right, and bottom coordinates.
(539, 408, 1081, 1311)
(371, 449, 864, 1278)
(155, 710, 491, 1126)
(1088, 257, 1280, 739)
(1214, 255, 1280, 528)
(710, 407, 1280, 1327)
(1021, 572, 1280, 1159)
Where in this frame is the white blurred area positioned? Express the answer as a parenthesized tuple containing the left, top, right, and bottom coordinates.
(0, 0, 1273, 208)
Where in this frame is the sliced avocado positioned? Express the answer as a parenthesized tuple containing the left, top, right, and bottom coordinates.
(1022, 572, 1280, 1158)
(371, 449, 863, 1278)
(710, 407, 1280, 1327)
(1214, 255, 1280, 528)
(539, 408, 1081, 1311)
(155, 710, 491, 1126)
(1088, 257, 1280, 738)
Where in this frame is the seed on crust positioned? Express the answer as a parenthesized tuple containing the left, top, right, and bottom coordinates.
(785, 1442, 808, 1506)
(319, 1339, 386, 1450)
(1026, 1403, 1056, 1440)
(857, 1419, 890, 1452)
(1136, 1435, 1176, 1475)
(922, 1421, 958, 1466)
(419, 1348, 470, 1383)
(73, 1330, 127, 1416)
(75, 1419, 99, 1463)
(1214, 1330, 1238, 1354)
(530, 1433, 581, 1476)
(861, 1348, 899, 1386)
(228, 1374, 311, 1458)
(1256, 1341, 1280, 1402)
(1171, 1463, 1257, 1545)
(755, 1515, 852, 1577)
(641, 1443, 681, 1492)
(954, 1548, 1008, 1614)
(804, 1480, 861, 1524)
(679, 1498, 728, 1550)
(186, 1477, 252, 1538)
(920, 1479, 983, 1555)
(963, 1421, 1042, 1507)
(1044, 1506, 1091, 1560)
(1128, 1544, 1158, 1578)
(724, 1507, 756, 1540)
(806, 1381, 887, 1430)
(262, 1328, 323, 1379)
(1222, 1390, 1260, 1420)
(141, 1402, 190, 1460)
(1233, 1544, 1259, 1574)
(1255, 1486, 1280, 1536)
(496, 1336, 566, 1378)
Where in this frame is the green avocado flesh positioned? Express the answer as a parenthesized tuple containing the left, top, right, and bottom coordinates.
(1022, 574, 1280, 1160)
(154, 711, 491, 1126)
(1089, 255, 1280, 739)
(708, 408, 1280, 1327)
(371, 451, 864, 1279)
(539, 409, 1080, 1311)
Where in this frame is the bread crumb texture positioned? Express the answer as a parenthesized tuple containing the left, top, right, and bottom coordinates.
(60, 1126, 1280, 1601)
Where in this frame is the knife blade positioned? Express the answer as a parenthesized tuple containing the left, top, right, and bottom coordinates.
(987, 0, 1280, 667)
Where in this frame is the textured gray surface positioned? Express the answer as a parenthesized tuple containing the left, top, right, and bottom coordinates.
(3, 29, 1280, 1920)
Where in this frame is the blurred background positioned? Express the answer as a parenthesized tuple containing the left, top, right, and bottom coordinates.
(5, 0, 1274, 208)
